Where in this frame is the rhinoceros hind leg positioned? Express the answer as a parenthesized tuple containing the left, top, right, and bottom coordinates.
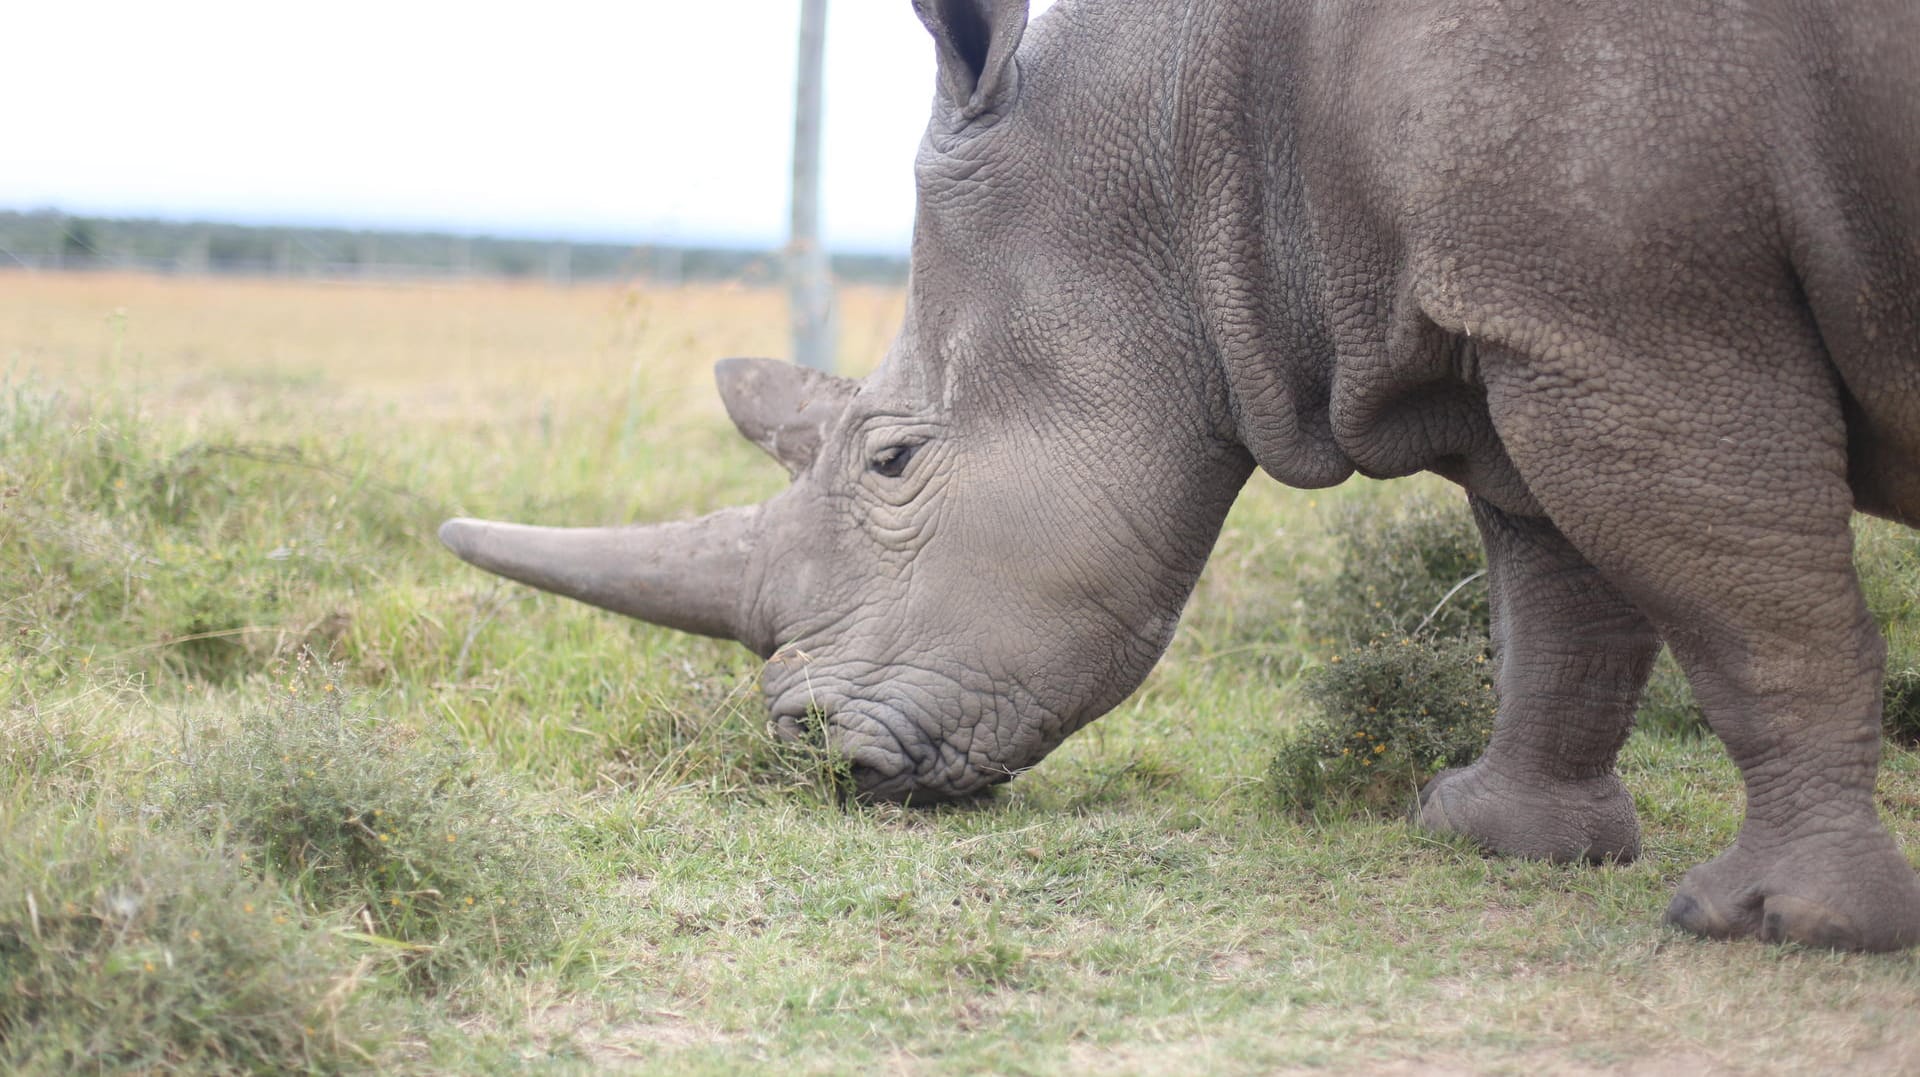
(1415, 496, 1655, 863)
(1665, 825, 1920, 952)
(1478, 335, 1920, 950)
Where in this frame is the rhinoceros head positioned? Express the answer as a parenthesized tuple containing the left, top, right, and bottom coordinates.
(440, 0, 1257, 801)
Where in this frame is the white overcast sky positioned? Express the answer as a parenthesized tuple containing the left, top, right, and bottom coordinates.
(2, 0, 1054, 253)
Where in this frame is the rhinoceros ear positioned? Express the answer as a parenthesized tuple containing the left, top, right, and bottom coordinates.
(913, 0, 1028, 119)
(714, 357, 858, 477)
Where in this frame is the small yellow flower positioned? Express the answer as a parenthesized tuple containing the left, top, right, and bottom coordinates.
(323, 684, 336, 693)
(243, 903, 256, 914)
(377, 834, 389, 843)
(445, 833, 457, 843)
(1329, 655, 1342, 664)
(1374, 743, 1386, 754)
(465, 897, 474, 906)
(143, 960, 155, 972)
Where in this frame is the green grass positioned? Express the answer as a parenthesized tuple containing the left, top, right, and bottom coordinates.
(4, 274, 1920, 1073)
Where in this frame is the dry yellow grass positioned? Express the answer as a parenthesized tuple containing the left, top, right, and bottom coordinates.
(0, 271, 905, 425)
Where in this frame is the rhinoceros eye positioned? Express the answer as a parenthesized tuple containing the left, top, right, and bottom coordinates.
(869, 444, 917, 478)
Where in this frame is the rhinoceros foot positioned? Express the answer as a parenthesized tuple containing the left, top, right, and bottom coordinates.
(1664, 824, 1920, 952)
(1417, 761, 1641, 865)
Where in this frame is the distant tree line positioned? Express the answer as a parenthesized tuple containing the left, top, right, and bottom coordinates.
(0, 209, 908, 286)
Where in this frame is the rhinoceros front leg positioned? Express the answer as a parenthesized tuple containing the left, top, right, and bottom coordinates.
(1418, 496, 1658, 863)
(1474, 337, 1920, 951)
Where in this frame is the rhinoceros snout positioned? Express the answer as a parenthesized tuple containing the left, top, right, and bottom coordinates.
(767, 702, 1001, 806)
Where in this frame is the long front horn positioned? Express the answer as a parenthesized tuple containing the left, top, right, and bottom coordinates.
(438, 506, 760, 647)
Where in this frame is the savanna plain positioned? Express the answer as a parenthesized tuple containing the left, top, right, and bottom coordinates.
(5, 272, 1920, 1074)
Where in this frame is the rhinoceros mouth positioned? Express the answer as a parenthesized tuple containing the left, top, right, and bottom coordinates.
(768, 697, 922, 798)
(767, 689, 1010, 805)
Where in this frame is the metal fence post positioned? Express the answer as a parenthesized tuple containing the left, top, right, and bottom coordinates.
(788, 0, 837, 371)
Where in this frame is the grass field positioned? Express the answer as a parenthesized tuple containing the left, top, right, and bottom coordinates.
(5, 271, 1920, 1074)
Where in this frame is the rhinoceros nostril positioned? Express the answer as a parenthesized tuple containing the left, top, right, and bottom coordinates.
(772, 705, 829, 748)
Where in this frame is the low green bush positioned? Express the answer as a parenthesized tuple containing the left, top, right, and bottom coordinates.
(165, 663, 581, 988)
(1270, 636, 1497, 815)
(1299, 496, 1490, 649)
(1275, 504, 1920, 797)
(1269, 494, 1718, 814)
(1884, 667, 1920, 746)
(1273, 495, 1497, 815)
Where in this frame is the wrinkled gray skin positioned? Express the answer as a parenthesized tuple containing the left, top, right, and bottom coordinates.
(441, 0, 1920, 950)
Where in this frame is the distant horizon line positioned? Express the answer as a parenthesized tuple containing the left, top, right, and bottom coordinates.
(0, 204, 914, 259)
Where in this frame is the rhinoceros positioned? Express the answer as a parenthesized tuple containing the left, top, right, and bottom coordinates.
(440, 0, 1920, 950)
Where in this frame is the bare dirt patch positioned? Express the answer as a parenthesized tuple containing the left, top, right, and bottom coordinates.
(529, 1001, 733, 1068)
